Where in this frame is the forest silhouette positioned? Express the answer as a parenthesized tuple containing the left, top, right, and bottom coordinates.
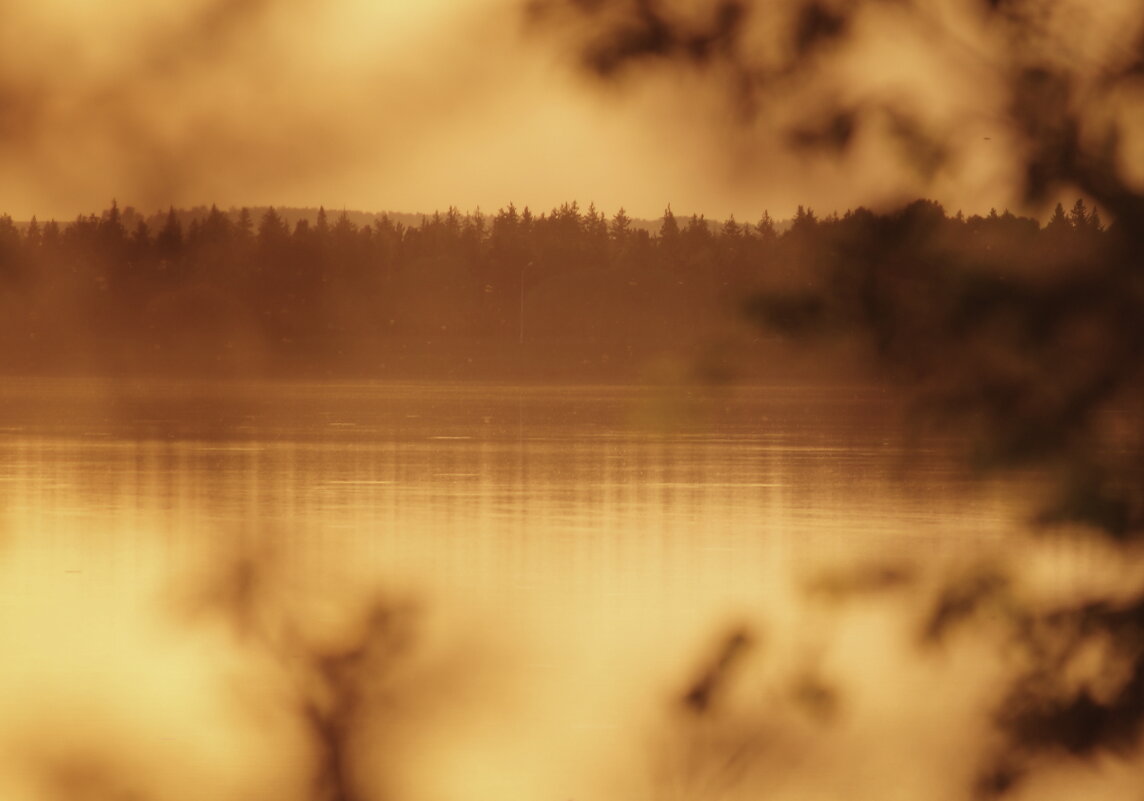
(0, 197, 1108, 383)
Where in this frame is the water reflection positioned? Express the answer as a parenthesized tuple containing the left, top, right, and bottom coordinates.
(0, 380, 1023, 801)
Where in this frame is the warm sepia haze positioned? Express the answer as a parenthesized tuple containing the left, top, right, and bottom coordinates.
(3, 2, 1144, 801)
(0, 0, 740, 220)
(526, 0, 1144, 218)
(5, 0, 1142, 220)
(0, 0, 533, 218)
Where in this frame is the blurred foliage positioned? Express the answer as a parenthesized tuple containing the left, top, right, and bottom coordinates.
(527, 0, 1144, 796)
(745, 199, 1144, 539)
(181, 548, 423, 801)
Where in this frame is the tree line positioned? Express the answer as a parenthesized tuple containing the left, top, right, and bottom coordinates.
(0, 197, 1111, 377)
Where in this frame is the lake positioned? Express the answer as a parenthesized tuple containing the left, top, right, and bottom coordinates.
(0, 379, 1042, 801)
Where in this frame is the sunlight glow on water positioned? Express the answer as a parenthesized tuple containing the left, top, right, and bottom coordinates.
(0, 380, 1037, 801)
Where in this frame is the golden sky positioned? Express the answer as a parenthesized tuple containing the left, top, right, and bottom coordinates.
(1, 0, 1140, 221)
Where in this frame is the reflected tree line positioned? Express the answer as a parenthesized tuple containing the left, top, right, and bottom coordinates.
(0, 196, 1113, 378)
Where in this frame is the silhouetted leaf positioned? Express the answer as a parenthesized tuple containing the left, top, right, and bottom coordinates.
(681, 628, 756, 715)
(921, 569, 1010, 645)
(793, 2, 848, 57)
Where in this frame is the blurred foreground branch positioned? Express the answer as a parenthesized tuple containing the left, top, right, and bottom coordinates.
(527, 1, 1144, 797)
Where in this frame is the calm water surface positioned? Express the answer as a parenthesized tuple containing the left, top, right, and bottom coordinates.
(0, 379, 1014, 624)
(0, 379, 1026, 800)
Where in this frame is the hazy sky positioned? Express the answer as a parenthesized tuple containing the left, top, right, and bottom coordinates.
(1, 0, 1140, 221)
